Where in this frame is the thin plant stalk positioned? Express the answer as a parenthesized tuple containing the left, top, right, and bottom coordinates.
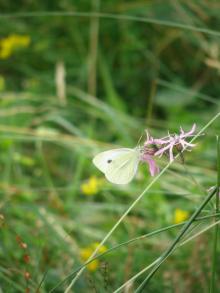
(180, 219, 220, 247)
(135, 187, 217, 292)
(210, 136, 220, 292)
(48, 212, 220, 292)
(87, 0, 100, 96)
(1, 11, 220, 38)
(146, 80, 157, 126)
(115, 218, 220, 293)
(63, 112, 220, 293)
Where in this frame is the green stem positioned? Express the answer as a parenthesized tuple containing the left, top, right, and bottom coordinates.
(48, 212, 220, 292)
(210, 136, 220, 292)
(146, 80, 157, 126)
(135, 187, 217, 293)
(62, 112, 220, 293)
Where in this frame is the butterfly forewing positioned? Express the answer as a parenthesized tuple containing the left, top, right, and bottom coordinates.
(105, 149, 140, 184)
(93, 148, 133, 173)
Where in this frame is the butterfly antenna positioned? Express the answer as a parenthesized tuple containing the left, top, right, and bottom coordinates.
(135, 132, 144, 148)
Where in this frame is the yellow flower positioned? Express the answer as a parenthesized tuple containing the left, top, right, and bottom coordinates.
(174, 208, 189, 224)
(92, 242, 107, 254)
(81, 176, 102, 196)
(80, 243, 107, 272)
(0, 34, 31, 59)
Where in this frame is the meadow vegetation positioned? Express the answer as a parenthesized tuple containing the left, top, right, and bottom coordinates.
(0, 1, 220, 292)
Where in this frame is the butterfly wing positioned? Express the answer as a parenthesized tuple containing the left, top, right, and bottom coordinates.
(93, 148, 132, 173)
(105, 149, 140, 184)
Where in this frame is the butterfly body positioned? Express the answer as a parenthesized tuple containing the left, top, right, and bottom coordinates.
(93, 148, 141, 184)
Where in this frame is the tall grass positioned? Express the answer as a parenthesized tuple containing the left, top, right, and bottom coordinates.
(0, 1, 220, 292)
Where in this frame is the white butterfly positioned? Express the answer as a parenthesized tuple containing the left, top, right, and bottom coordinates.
(92, 148, 141, 185)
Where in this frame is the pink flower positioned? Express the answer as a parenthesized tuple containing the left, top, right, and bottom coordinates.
(142, 124, 197, 174)
(144, 130, 156, 145)
(140, 153, 160, 176)
(141, 131, 160, 176)
(154, 124, 196, 162)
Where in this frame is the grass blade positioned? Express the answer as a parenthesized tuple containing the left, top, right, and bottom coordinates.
(114, 218, 220, 293)
(135, 187, 217, 292)
(62, 112, 220, 292)
(1, 11, 220, 37)
(209, 136, 220, 292)
(48, 212, 220, 292)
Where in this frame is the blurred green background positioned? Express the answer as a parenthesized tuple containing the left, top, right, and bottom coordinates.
(0, 1, 220, 292)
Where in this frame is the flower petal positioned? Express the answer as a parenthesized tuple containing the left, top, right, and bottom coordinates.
(180, 124, 196, 138)
(154, 143, 173, 157)
(141, 154, 159, 176)
(169, 144, 174, 162)
(180, 140, 196, 148)
(147, 157, 160, 176)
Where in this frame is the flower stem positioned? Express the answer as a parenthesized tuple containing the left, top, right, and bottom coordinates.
(58, 112, 220, 293)
(210, 136, 220, 293)
(48, 212, 220, 292)
(135, 187, 217, 293)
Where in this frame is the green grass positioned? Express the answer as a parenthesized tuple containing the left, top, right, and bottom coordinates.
(0, 1, 220, 292)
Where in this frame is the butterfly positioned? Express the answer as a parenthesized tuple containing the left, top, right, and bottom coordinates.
(92, 148, 142, 185)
